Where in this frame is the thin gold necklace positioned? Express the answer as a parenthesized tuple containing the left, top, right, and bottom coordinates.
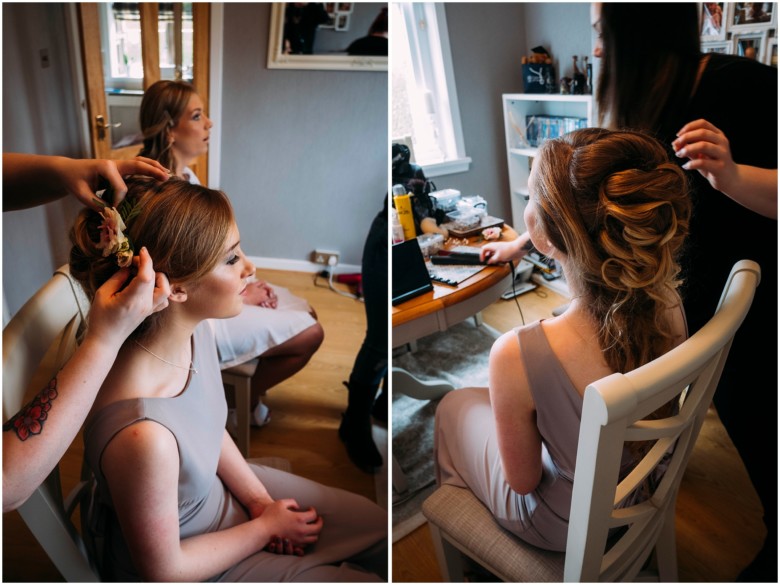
(134, 340, 198, 374)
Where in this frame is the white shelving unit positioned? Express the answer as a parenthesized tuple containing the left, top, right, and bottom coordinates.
(502, 93, 594, 233)
(502, 93, 594, 298)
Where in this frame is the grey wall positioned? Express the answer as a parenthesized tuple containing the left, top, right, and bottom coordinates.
(2, 3, 85, 319)
(2, 3, 387, 319)
(219, 3, 387, 268)
(440, 2, 592, 222)
(523, 3, 593, 88)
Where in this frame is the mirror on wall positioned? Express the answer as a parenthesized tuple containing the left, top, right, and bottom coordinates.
(267, 3, 388, 71)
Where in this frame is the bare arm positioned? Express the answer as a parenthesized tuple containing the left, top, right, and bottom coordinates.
(2, 249, 170, 512)
(216, 430, 320, 556)
(673, 119, 777, 219)
(103, 422, 321, 581)
(488, 330, 543, 495)
(3, 153, 169, 211)
(217, 430, 275, 515)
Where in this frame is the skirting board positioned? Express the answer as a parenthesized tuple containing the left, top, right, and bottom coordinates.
(248, 256, 361, 274)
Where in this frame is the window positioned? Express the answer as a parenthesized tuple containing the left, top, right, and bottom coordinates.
(100, 2, 194, 91)
(392, 3, 471, 177)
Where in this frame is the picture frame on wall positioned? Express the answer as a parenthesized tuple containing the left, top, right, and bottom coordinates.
(702, 39, 733, 54)
(732, 30, 768, 60)
(335, 12, 350, 31)
(728, 2, 776, 31)
(767, 36, 778, 66)
(700, 3, 727, 40)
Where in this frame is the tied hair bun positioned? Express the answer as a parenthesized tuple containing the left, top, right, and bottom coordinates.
(69, 206, 133, 300)
(596, 161, 689, 292)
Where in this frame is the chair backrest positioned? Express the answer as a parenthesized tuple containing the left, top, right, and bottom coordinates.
(3, 266, 100, 581)
(564, 260, 760, 582)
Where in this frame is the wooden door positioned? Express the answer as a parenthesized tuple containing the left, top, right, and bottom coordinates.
(77, 3, 210, 184)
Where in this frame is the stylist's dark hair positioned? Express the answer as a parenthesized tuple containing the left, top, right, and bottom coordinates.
(369, 7, 388, 35)
(596, 3, 701, 139)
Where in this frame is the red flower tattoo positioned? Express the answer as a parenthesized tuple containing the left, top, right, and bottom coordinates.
(3, 377, 59, 441)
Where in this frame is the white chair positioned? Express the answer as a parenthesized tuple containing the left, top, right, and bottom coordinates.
(3, 266, 100, 581)
(422, 259, 760, 582)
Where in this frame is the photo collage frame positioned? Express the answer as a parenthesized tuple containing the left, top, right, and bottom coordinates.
(321, 2, 354, 31)
(700, 2, 778, 66)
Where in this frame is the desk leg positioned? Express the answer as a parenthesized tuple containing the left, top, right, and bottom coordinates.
(392, 367, 455, 401)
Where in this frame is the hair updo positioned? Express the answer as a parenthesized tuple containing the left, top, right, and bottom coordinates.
(138, 79, 198, 172)
(70, 176, 234, 339)
(534, 128, 691, 372)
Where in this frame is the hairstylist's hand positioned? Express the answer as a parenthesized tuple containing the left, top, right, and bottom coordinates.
(57, 156, 170, 210)
(673, 119, 739, 195)
(87, 247, 171, 349)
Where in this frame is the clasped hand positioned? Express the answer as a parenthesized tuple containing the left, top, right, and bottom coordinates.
(254, 499, 323, 556)
(243, 280, 278, 309)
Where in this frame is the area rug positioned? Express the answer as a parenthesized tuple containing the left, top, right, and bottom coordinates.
(391, 319, 498, 542)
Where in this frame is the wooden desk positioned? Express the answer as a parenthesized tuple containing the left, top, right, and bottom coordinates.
(390, 226, 517, 493)
(392, 225, 517, 348)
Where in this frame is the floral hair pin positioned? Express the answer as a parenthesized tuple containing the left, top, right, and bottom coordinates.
(92, 193, 142, 268)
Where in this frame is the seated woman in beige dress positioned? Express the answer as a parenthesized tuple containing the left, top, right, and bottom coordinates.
(436, 128, 691, 551)
(70, 177, 386, 581)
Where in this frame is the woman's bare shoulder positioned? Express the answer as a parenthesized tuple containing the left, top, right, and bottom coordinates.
(102, 419, 178, 471)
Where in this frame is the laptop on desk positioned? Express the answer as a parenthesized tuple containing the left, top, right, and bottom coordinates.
(392, 239, 433, 306)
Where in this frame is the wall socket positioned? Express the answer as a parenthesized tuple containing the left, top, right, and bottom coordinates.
(312, 249, 340, 266)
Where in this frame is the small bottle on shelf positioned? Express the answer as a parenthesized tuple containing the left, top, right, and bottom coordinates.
(584, 56, 593, 94)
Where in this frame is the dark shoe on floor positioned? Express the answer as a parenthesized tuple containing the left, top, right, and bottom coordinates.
(339, 412, 382, 474)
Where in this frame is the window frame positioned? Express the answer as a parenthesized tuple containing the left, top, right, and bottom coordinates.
(396, 3, 471, 178)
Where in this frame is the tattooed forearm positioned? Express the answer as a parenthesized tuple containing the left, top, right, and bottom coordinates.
(2, 377, 58, 441)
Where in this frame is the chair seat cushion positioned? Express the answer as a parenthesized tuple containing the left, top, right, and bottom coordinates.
(422, 485, 564, 582)
(222, 358, 260, 378)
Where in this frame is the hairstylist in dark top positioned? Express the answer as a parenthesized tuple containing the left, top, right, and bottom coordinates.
(592, 4, 777, 580)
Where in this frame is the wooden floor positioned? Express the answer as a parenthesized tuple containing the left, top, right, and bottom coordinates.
(2, 269, 387, 582)
(3, 273, 766, 582)
(393, 284, 766, 582)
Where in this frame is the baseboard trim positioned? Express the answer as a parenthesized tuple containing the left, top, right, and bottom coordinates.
(247, 256, 361, 274)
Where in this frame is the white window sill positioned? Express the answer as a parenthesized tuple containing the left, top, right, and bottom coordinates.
(421, 156, 472, 178)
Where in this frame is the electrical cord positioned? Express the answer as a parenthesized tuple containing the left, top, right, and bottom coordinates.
(312, 264, 363, 302)
(327, 268, 363, 302)
(508, 260, 526, 325)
